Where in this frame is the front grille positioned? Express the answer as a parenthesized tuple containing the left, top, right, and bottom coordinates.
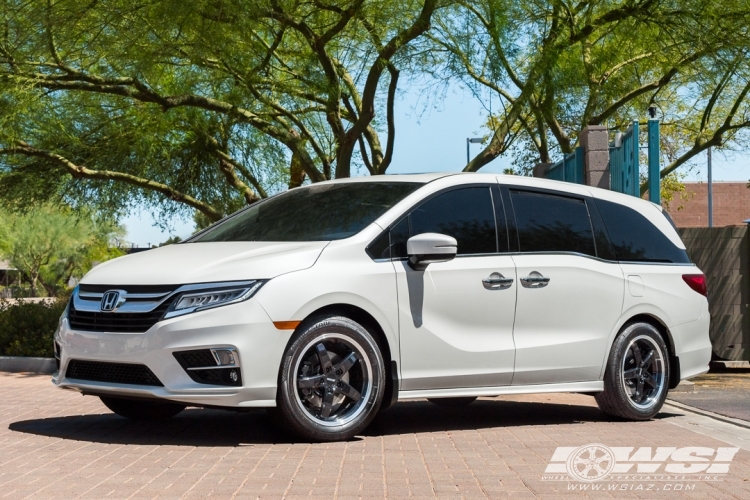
(68, 284, 177, 333)
(68, 304, 171, 333)
(66, 359, 163, 386)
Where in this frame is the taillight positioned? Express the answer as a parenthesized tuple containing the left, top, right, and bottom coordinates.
(682, 274, 707, 297)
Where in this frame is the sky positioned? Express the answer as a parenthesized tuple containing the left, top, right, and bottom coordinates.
(122, 85, 750, 247)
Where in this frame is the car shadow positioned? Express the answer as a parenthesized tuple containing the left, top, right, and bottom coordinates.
(8, 398, 681, 446)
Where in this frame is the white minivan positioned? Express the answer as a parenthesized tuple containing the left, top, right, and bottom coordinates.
(53, 173, 711, 441)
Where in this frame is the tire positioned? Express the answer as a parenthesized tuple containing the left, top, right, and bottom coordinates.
(595, 322, 670, 420)
(100, 396, 185, 420)
(428, 397, 477, 407)
(275, 315, 385, 441)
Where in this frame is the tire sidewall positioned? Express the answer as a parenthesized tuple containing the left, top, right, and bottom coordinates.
(277, 316, 385, 441)
(606, 322, 670, 419)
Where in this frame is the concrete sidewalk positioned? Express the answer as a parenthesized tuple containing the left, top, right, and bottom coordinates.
(2, 372, 750, 499)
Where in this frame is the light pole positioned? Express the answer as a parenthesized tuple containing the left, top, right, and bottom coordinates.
(707, 147, 713, 228)
(466, 137, 482, 164)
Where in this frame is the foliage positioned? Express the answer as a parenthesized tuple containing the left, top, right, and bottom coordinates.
(0, 298, 66, 357)
(158, 235, 183, 247)
(0, 205, 125, 297)
(2, 0, 749, 218)
(0, 0, 442, 222)
(428, 0, 750, 190)
(659, 172, 693, 212)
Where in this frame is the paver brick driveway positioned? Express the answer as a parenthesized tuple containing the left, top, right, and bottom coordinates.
(2, 372, 750, 499)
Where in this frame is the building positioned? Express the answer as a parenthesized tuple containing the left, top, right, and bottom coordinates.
(666, 181, 750, 227)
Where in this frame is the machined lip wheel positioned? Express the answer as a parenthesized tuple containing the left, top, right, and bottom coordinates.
(292, 333, 373, 428)
(620, 334, 666, 410)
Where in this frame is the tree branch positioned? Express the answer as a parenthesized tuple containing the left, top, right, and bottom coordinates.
(590, 50, 710, 124)
(337, 0, 438, 178)
(0, 142, 224, 222)
(378, 64, 399, 174)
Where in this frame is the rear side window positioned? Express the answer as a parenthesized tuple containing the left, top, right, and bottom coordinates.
(596, 199, 690, 263)
(510, 190, 596, 257)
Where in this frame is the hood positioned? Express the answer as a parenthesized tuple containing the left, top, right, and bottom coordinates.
(81, 241, 329, 285)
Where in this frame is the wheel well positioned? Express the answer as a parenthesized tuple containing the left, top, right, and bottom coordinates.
(621, 313, 680, 388)
(298, 303, 398, 409)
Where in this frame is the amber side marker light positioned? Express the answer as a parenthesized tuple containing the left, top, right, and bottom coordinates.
(273, 321, 301, 330)
(682, 274, 708, 297)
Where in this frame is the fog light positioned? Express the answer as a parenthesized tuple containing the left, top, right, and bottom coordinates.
(211, 348, 236, 366)
(229, 369, 239, 383)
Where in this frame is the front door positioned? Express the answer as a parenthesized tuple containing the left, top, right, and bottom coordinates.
(506, 188, 624, 385)
(394, 185, 518, 391)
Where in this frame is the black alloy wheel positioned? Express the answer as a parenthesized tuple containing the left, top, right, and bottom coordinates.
(596, 322, 669, 420)
(274, 316, 385, 441)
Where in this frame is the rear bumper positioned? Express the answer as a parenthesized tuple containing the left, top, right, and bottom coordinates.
(671, 304, 712, 380)
(53, 299, 292, 408)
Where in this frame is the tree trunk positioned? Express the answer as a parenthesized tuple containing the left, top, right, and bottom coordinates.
(29, 274, 38, 298)
(289, 152, 307, 188)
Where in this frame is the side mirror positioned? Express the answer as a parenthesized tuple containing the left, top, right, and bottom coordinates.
(406, 233, 457, 271)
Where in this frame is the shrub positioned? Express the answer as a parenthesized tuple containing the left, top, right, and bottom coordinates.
(0, 299, 68, 357)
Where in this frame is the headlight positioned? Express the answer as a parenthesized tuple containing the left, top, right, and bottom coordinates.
(165, 281, 265, 319)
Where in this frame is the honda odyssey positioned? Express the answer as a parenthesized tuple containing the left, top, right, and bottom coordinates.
(53, 173, 711, 441)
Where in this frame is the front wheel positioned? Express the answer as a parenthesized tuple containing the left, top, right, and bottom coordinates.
(275, 316, 385, 441)
(100, 396, 185, 420)
(595, 322, 669, 420)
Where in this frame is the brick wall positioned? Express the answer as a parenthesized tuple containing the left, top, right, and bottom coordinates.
(668, 182, 750, 227)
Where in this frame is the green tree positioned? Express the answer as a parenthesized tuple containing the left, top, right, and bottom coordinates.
(0, 0, 441, 222)
(428, 0, 750, 189)
(0, 205, 125, 297)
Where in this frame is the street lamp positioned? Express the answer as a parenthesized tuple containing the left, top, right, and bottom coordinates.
(466, 137, 483, 164)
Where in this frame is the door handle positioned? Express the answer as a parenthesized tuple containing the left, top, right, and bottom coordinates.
(483, 272, 514, 290)
(521, 271, 550, 288)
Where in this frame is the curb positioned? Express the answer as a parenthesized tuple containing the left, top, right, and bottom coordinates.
(665, 399, 750, 431)
(0, 356, 56, 374)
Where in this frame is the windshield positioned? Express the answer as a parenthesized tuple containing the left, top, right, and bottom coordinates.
(192, 182, 422, 242)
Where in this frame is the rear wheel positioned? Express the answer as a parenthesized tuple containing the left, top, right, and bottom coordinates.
(595, 322, 669, 420)
(275, 316, 385, 441)
(428, 397, 477, 407)
(100, 396, 185, 420)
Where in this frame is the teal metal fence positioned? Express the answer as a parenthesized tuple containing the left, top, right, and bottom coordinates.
(544, 146, 584, 184)
(540, 120, 661, 205)
(647, 120, 661, 205)
(609, 121, 640, 197)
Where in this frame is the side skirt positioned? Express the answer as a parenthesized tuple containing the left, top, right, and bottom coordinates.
(398, 380, 603, 401)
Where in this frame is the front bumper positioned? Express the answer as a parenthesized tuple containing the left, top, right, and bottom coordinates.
(53, 299, 293, 408)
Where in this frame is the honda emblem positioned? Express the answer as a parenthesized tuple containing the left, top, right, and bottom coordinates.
(100, 290, 125, 312)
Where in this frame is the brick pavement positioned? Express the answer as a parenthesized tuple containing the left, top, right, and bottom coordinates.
(2, 372, 750, 499)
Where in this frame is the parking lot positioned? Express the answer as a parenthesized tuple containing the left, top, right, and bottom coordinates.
(2, 372, 750, 499)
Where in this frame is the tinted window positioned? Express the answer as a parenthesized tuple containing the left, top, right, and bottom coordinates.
(389, 217, 410, 259)
(596, 200, 690, 263)
(511, 190, 596, 256)
(388, 187, 497, 257)
(194, 182, 421, 242)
